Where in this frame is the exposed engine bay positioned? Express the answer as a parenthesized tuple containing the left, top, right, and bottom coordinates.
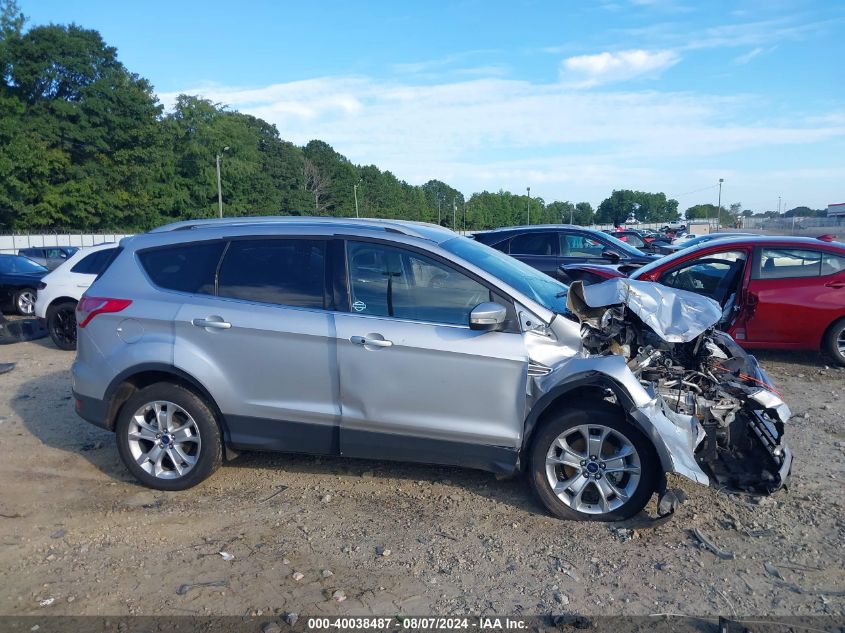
(566, 279, 791, 494)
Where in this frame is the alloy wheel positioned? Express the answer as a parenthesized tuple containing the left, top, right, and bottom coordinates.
(545, 424, 641, 515)
(126, 401, 202, 479)
(51, 308, 77, 347)
(17, 290, 35, 315)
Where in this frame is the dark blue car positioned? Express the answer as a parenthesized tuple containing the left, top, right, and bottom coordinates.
(0, 254, 48, 315)
(471, 225, 659, 281)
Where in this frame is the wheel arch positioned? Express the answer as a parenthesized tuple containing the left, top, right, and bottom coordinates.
(821, 314, 845, 359)
(523, 373, 637, 453)
(47, 296, 79, 311)
(103, 364, 232, 454)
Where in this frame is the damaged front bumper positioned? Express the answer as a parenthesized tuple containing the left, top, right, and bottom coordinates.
(632, 353, 793, 495)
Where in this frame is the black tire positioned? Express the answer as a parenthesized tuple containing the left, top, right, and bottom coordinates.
(822, 317, 845, 367)
(115, 383, 222, 491)
(46, 300, 78, 351)
(14, 287, 36, 316)
(528, 401, 659, 521)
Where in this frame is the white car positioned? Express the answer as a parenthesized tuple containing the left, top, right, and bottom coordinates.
(671, 233, 701, 246)
(35, 243, 117, 350)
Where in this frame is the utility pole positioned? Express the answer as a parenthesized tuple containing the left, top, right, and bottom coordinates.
(526, 187, 531, 225)
(452, 196, 457, 230)
(353, 179, 362, 218)
(569, 204, 574, 225)
(716, 178, 724, 228)
(463, 200, 467, 234)
(437, 193, 442, 226)
(216, 146, 229, 218)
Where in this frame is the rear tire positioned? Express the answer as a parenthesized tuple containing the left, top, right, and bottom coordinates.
(46, 300, 78, 350)
(823, 317, 845, 367)
(14, 288, 36, 316)
(528, 401, 659, 521)
(115, 383, 222, 491)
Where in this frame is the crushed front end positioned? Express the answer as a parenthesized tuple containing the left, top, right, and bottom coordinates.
(567, 279, 792, 494)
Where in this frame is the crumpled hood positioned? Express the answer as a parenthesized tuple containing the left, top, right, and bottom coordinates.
(567, 278, 723, 343)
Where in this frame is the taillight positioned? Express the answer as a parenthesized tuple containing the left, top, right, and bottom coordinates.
(76, 296, 132, 328)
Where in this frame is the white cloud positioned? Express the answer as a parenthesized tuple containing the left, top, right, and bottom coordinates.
(158, 75, 845, 209)
(559, 49, 680, 87)
(733, 47, 766, 64)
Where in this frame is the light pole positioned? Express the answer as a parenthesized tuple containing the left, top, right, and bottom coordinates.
(216, 146, 229, 218)
(569, 204, 574, 225)
(715, 178, 724, 228)
(353, 179, 362, 218)
(526, 187, 531, 225)
(437, 193, 443, 225)
(452, 196, 457, 230)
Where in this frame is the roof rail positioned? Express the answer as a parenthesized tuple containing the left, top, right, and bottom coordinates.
(149, 215, 437, 240)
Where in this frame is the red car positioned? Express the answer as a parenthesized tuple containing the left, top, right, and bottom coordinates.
(560, 236, 845, 365)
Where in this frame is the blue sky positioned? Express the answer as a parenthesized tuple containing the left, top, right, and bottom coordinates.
(23, 0, 845, 211)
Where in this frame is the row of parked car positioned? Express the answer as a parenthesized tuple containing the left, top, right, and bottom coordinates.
(470, 224, 845, 366)
(0, 244, 117, 348)
(2, 223, 844, 366)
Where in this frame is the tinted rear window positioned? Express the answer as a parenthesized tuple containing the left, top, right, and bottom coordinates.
(138, 241, 225, 294)
(510, 232, 557, 256)
(217, 238, 325, 308)
(71, 248, 118, 275)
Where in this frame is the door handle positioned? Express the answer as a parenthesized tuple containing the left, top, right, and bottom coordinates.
(350, 335, 393, 348)
(825, 281, 845, 289)
(192, 317, 232, 330)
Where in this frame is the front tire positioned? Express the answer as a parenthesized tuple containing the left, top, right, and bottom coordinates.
(529, 401, 659, 521)
(14, 288, 36, 315)
(46, 300, 78, 350)
(115, 383, 222, 491)
(823, 318, 845, 367)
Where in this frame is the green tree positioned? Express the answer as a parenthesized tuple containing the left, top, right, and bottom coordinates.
(595, 190, 678, 226)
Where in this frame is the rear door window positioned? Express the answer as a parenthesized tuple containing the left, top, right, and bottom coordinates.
(757, 248, 822, 279)
(138, 241, 225, 294)
(509, 232, 557, 256)
(217, 239, 326, 309)
(71, 248, 117, 275)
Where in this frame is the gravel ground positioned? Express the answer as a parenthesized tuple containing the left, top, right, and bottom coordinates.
(0, 335, 843, 618)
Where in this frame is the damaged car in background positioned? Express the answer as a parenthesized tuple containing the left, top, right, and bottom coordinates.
(72, 219, 791, 523)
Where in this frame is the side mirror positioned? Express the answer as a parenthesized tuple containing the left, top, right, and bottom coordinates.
(469, 302, 508, 331)
(602, 249, 621, 263)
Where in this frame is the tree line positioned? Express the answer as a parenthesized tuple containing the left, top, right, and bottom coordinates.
(0, 3, 818, 234)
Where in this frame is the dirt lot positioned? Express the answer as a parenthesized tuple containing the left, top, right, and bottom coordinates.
(0, 335, 843, 619)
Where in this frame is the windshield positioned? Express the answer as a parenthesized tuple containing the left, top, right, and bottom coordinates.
(441, 236, 569, 314)
(602, 232, 647, 257)
(0, 256, 48, 274)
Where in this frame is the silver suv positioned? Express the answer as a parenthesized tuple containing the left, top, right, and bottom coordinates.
(72, 218, 791, 521)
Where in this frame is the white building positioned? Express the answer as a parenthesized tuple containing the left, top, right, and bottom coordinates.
(828, 202, 845, 217)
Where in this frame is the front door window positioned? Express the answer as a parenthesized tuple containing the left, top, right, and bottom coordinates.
(346, 241, 490, 326)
